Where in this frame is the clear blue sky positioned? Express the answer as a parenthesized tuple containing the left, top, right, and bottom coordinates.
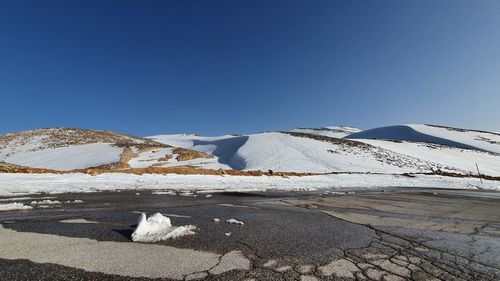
(1, 0, 499, 136)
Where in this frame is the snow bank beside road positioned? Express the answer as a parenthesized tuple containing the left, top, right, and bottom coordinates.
(0, 202, 33, 211)
(30, 199, 61, 205)
(0, 173, 497, 197)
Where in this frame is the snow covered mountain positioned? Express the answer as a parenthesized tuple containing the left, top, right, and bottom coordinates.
(1, 125, 499, 176)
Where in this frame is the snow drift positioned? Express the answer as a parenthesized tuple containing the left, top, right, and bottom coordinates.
(0, 202, 33, 211)
(131, 213, 197, 242)
(346, 124, 500, 154)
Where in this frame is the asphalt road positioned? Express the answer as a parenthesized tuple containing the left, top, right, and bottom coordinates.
(0, 187, 499, 280)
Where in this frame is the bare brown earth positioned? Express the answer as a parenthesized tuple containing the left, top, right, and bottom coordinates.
(284, 131, 372, 148)
(156, 154, 173, 162)
(2, 161, 499, 183)
(115, 147, 136, 169)
(80, 167, 311, 177)
(0, 162, 63, 174)
(0, 161, 312, 177)
(172, 147, 213, 161)
(417, 170, 500, 181)
(116, 146, 172, 168)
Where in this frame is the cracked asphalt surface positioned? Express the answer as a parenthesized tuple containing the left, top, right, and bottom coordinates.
(0, 187, 499, 280)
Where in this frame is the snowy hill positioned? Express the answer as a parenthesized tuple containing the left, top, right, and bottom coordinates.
(1, 125, 499, 176)
(344, 124, 500, 176)
(0, 128, 232, 171)
(150, 125, 500, 176)
(0, 128, 165, 170)
(149, 131, 486, 174)
(346, 124, 500, 154)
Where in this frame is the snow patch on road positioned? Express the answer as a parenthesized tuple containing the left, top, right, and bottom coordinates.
(60, 219, 98, 224)
(131, 213, 197, 242)
(0, 202, 33, 211)
(31, 199, 61, 205)
(152, 190, 176, 195)
(64, 199, 84, 204)
(226, 218, 244, 226)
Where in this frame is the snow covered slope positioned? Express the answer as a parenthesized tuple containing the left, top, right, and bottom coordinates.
(150, 132, 461, 174)
(151, 125, 500, 176)
(126, 146, 227, 170)
(289, 126, 361, 138)
(345, 124, 500, 176)
(0, 128, 166, 170)
(141, 134, 244, 170)
(411, 124, 500, 154)
(0, 128, 230, 171)
(346, 124, 500, 154)
(359, 139, 500, 176)
(2, 143, 122, 171)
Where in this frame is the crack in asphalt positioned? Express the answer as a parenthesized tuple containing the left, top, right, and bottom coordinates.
(281, 200, 500, 281)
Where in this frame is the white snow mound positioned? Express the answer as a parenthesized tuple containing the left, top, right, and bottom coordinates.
(226, 219, 244, 226)
(31, 199, 61, 205)
(131, 213, 197, 242)
(0, 202, 33, 211)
